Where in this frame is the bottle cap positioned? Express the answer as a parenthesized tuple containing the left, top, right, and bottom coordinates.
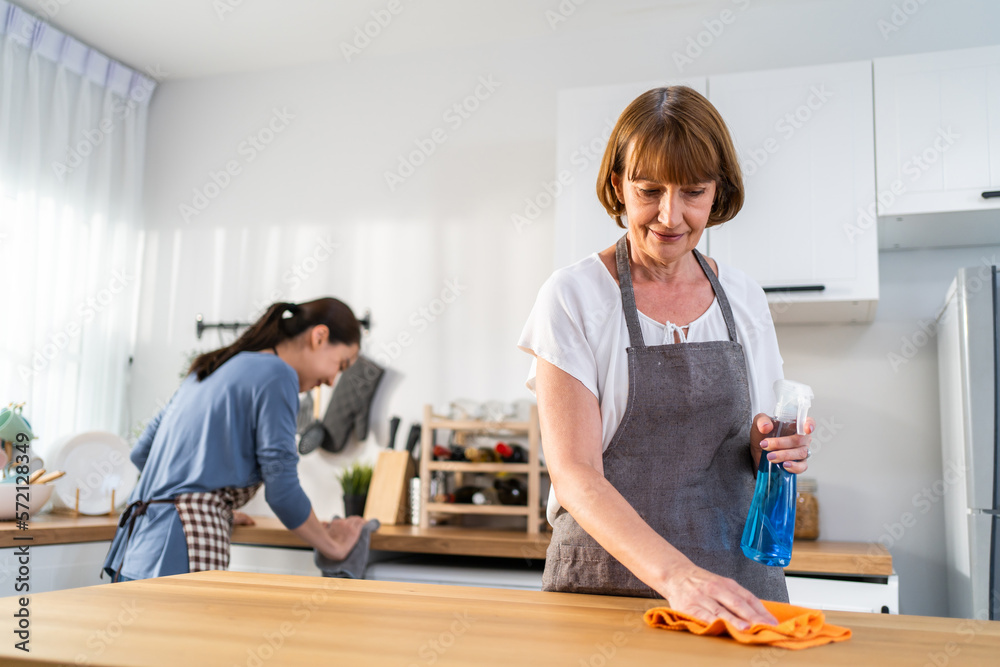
(773, 379, 813, 432)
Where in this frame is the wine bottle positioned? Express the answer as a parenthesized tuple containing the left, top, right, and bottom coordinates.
(494, 442, 526, 463)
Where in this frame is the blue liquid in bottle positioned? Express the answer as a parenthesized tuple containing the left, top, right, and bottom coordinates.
(741, 419, 799, 567)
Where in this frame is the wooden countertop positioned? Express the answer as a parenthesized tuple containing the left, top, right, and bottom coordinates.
(0, 571, 994, 666)
(1, 513, 893, 576)
(236, 516, 555, 560)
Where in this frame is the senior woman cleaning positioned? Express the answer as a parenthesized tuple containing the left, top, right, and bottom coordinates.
(518, 87, 814, 629)
(103, 298, 366, 581)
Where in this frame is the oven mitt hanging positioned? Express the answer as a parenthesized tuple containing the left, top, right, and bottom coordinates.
(298, 355, 385, 455)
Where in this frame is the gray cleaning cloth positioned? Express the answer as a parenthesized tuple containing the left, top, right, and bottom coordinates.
(314, 518, 381, 579)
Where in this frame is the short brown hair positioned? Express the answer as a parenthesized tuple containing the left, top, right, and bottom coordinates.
(596, 86, 744, 229)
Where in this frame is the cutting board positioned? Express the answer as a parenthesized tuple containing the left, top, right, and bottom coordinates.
(364, 450, 415, 525)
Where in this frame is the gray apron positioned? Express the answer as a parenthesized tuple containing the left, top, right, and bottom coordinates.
(542, 234, 788, 602)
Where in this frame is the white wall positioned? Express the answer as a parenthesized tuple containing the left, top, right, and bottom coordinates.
(132, 0, 1000, 616)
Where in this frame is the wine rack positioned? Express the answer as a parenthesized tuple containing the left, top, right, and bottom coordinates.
(418, 404, 545, 534)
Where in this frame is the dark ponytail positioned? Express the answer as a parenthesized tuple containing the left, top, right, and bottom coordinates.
(188, 298, 361, 381)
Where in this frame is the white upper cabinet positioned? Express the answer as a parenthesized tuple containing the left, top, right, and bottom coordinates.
(553, 78, 707, 271)
(874, 46, 1000, 249)
(707, 61, 879, 323)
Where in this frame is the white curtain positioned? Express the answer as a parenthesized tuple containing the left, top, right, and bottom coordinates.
(0, 2, 155, 443)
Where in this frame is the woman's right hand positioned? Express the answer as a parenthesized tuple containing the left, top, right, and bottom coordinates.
(292, 510, 368, 561)
(321, 516, 366, 560)
(657, 560, 778, 630)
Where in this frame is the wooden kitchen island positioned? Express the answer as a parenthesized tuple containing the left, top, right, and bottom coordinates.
(0, 571, 995, 666)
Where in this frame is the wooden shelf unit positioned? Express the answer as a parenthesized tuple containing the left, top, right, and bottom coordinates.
(419, 404, 544, 535)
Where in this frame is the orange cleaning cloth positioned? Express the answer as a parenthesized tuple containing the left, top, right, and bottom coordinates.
(644, 600, 851, 650)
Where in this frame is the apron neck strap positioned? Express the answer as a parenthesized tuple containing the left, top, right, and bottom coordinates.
(615, 234, 645, 348)
(614, 233, 739, 347)
(691, 246, 739, 343)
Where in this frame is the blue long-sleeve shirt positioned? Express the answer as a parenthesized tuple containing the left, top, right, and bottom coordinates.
(102, 351, 311, 580)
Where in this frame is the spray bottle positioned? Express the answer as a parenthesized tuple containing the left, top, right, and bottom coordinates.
(740, 379, 813, 567)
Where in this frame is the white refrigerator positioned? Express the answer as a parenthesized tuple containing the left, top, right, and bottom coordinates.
(937, 264, 999, 620)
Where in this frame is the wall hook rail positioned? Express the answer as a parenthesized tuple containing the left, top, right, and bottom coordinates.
(195, 309, 371, 340)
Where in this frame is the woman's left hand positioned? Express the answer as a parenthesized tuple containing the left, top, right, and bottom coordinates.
(233, 511, 256, 526)
(750, 414, 814, 474)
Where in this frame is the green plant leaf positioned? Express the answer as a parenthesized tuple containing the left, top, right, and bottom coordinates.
(336, 461, 374, 495)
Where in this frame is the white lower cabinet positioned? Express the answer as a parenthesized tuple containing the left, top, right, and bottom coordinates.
(229, 544, 318, 576)
(0, 542, 110, 596)
(365, 554, 544, 591)
(786, 574, 899, 614)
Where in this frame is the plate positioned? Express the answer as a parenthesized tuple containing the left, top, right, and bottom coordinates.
(49, 431, 138, 515)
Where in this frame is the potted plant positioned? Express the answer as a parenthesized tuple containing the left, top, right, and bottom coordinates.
(337, 462, 373, 517)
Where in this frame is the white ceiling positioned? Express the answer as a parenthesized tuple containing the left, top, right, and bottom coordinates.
(15, 0, 702, 79)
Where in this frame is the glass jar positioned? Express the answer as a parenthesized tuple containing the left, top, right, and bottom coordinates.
(794, 477, 820, 540)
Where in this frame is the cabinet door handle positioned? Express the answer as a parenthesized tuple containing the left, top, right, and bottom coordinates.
(982, 190, 1000, 199)
(763, 285, 826, 293)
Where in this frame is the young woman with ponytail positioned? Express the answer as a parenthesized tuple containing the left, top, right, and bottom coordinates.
(103, 298, 367, 581)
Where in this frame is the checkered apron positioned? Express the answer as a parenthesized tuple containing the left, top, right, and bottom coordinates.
(173, 482, 262, 572)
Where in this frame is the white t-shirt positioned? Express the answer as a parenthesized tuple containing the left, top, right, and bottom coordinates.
(517, 252, 784, 524)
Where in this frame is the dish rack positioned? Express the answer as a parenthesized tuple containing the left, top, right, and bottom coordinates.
(57, 488, 118, 517)
(418, 404, 546, 535)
